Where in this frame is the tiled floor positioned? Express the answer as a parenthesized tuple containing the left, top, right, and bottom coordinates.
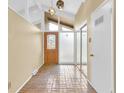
(19, 65, 97, 93)
(77, 65, 87, 76)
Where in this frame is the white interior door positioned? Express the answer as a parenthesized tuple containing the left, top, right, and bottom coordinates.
(91, 2, 112, 93)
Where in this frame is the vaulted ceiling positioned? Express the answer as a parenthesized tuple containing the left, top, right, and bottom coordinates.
(9, 0, 85, 27)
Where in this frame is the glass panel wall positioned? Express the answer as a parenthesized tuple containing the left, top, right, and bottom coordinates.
(76, 26, 88, 76)
(81, 31, 87, 76)
(59, 32, 74, 64)
(48, 22, 58, 31)
(48, 21, 73, 32)
(80, 25, 88, 76)
(76, 32, 81, 65)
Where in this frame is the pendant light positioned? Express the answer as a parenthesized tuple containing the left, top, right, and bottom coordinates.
(48, 7, 55, 16)
(56, 0, 64, 10)
(48, 0, 55, 16)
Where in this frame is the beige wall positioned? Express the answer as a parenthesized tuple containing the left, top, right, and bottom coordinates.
(75, 0, 104, 30)
(8, 9, 43, 93)
(75, 0, 105, 80)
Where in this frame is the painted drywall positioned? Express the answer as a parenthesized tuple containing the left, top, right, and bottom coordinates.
(8, 9, 43, 93)
(75, 0, 104, 30)
(74, 0, 105, 80)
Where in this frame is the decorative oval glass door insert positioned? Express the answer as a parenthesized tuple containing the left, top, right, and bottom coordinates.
(47, 34, 56, 49)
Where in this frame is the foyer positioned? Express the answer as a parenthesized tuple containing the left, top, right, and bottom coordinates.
(8, 0, 115, 93)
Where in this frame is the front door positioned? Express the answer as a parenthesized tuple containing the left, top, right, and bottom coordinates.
(44, 32, 58, 64)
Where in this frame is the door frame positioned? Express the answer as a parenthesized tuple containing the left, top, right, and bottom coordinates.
(75, 22, 88, 75)
(80, 24, 88, 76)
(80, 23, 88, 66)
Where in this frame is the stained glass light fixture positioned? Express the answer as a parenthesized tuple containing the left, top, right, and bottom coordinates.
(56, 0, 64, 10)
(48, 0, 55, 16)
(48, 7, 55, 16)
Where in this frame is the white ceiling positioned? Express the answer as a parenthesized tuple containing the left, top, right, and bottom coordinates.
(9, 0, 85, 25)
(38, 0, 85, 15)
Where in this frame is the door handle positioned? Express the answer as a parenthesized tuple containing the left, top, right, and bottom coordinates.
(90, 54, 94, 57)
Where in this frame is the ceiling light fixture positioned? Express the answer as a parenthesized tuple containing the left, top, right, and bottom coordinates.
(48, 0, 55, 16)
(48, 7, 55, 16)
(56, 0, 64, 10)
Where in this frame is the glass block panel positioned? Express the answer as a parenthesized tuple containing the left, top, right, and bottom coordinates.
(59, 32, 74, 64)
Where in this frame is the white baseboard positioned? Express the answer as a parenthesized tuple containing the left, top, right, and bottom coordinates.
(76, 66, 98, 92)
(16, 75, 32, 93)
(32, 63, 44, 76)
(15, 63, 44, 93)
(37, 63, 44, 72)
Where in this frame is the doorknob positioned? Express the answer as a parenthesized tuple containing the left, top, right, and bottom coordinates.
(90, 54, 94, 57)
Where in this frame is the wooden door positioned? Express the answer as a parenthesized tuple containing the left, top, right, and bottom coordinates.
(44, 32, 58, 64)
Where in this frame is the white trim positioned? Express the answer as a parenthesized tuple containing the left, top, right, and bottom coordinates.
(78, 20, 87, 30)
(74, 32, 77, 65)
(15, 63, 44, 93)
(16, 75, 32, 93)
(58, 63, 75, 65)
(43, 31, 79, 32)
(58, 32, 60, 64)
(86, 74, 98, 92)
(42, 32, 45, 65)
(78, 22, 88, 72)
(38, 63, 44, 71)
(76, 66, 98, 92)
(32, 63, 44, 76)
(112, 0, 115, 93)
